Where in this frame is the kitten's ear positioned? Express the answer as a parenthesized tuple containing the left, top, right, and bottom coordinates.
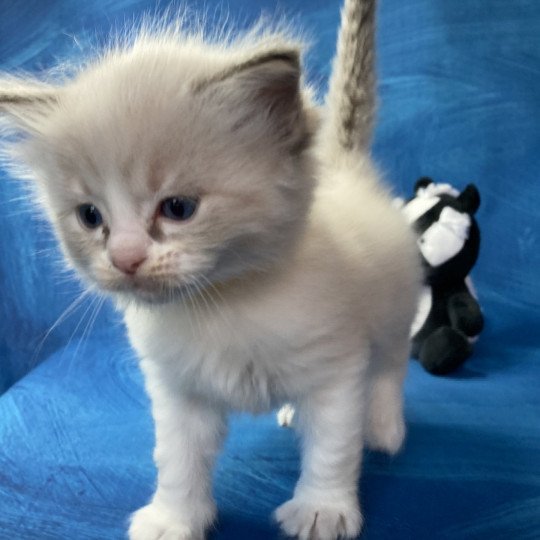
(198, 50, 313, 153)
(0, 78, 59, 134)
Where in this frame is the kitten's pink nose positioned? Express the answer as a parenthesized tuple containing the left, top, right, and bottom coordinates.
(108, 232, 150, 275)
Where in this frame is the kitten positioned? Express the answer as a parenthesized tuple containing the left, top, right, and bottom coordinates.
(0, 0, 420, 539)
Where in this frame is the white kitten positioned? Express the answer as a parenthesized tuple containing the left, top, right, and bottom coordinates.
(0, 1, 420, 539)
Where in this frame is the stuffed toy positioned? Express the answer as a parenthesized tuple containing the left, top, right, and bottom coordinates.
(398, 177, 484, 375)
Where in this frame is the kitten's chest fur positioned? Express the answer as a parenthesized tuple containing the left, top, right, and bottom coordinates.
(123, 230, 365, 411)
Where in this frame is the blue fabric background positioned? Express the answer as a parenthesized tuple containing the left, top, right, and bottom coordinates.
(0, 0, 539, 538)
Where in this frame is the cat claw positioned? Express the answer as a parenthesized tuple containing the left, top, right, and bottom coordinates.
(275, 496, 363, 540)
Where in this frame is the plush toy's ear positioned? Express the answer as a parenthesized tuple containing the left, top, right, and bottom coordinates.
(414, 177, 433, 194)
(0, 78, 59, 134)
(457, 184, 481, 215)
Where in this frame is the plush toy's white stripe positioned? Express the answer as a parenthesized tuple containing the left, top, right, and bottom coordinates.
(402, 196, 440, 224)
(465, 275, 478, 299)
(417, 183, 460, 199)
(419, 208, 470, 267)
(410, 285, 432, 338)
(410, 278, 480, 343)
(465, 276, 480, 344)
(402, 182, 462, 225)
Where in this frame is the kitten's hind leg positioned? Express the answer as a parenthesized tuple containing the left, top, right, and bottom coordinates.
(364, 333, 409, 455)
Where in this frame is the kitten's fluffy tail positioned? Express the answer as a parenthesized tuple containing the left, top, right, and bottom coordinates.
(324, 0, 376, 154)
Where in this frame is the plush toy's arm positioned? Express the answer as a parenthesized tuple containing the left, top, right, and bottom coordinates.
(448, 292, 484, 337)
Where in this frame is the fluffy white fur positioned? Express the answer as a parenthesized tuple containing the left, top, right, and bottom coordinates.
(0, 2, 420, 539)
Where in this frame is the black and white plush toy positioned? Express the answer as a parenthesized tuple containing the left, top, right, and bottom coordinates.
(400, 178, 484, 375)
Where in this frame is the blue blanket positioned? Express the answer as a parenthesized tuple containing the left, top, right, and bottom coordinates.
(1, 1, 539, 538)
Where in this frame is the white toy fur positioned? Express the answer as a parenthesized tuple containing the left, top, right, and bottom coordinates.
(0, 1, 420, 539)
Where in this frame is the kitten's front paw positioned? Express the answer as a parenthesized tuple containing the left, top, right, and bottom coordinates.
(275, 495, 363, 540)
(129, 503, 204, 540)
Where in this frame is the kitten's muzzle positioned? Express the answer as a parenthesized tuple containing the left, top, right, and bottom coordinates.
(108, 230, 151, 275)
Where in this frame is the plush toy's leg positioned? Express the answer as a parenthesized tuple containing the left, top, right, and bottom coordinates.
(448, 293, 484, 337)
(419, 326, 472, 375)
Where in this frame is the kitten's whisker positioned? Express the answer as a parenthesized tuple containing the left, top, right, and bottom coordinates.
(5, 195, 31, 204)
(189, 276, 222, 343)
(79, 294, 104, 351)
(70, 294, 105, 376)
(191, 276, 213, 314)
(193, 274, 234, 338)
(178, 284, 196, 336)
(184, 279, 204, 338)
(55, 275, 80, 286)
(31, 289, 93, 369)
(190, 283, 207, 339)
(198, 273, 228, 307)
(60, 292, 101, 377)
(6, 208, 35, 219)
(32, 247, 58, 257)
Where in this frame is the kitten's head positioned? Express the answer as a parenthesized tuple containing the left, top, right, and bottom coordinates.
(0, 27, 317, 304)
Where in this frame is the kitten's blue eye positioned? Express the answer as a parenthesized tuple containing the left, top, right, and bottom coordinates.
(77, 204, 103, 229)
(160, 197, 198, 221)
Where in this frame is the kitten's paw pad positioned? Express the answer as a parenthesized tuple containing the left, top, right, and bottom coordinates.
(277, 404, 296, 427)
(129, 504, 201, 540)
(275, 497, 363, 539)
(365, 409, 405, 455)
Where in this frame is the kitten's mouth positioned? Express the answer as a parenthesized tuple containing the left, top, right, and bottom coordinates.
(95, 263, 221, 305)
(102, 274, 187, 304)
